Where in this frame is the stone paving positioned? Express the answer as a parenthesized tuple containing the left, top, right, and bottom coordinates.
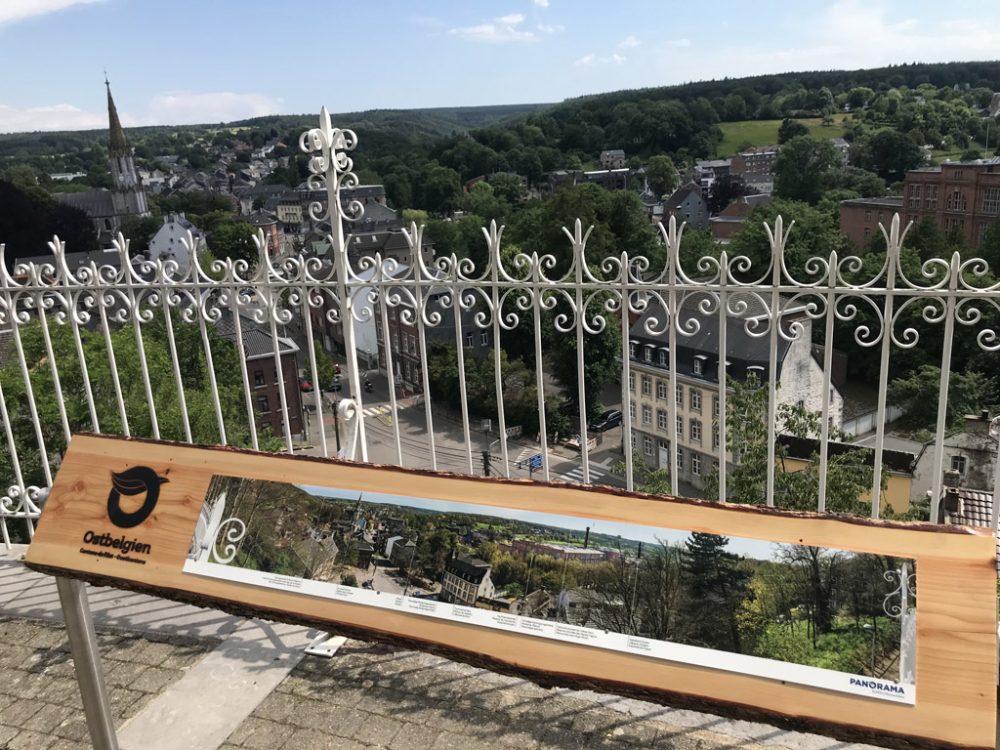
(0, 617, 216, 750)
(221, 639, 881, 750)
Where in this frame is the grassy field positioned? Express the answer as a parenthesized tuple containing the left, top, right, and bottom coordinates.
(716, 115, 848, 157)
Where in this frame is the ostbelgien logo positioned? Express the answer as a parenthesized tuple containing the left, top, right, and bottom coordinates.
(107, 467, 168, 528)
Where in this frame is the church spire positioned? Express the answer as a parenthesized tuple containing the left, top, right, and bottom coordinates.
(106, 75, 129, 156)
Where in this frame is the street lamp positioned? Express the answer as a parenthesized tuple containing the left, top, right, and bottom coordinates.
(862, 623, 877, 676)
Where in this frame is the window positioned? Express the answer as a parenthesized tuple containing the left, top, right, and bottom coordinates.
(631, 433, 637, 449)
(925, 185, 937, 210)
(642, 405, 652, 425)
(951, 455, 967, 474)
(409, 335, 417, 355)
(712, 425, 720, 449)
(480, 331, 489, 346)
(656, 380, 667, 400)
(629, 342, 636, 358)
(947, 190, 966, 211)
(256, 395, 269, 413)
(657, 409, 667, 430)
(643, 436, 653, 456)
(864, 227, 871, 240)
(629, 372, 635, 391)
(465, 333, 474, 347)
(691, 454, 702, 476)
(908, 184, 921, 210)
(392, 331, 399, 350)
(643, 347, 652, 362)
(690, 390, 702, 411)
(864, 209, 871, 222)
(983, 187, 1000, 215)
(641, 375, 651, 395)
(658, 349, 667, 366)
(693, 358, 703, 376)
(629, 400, 636, 419)
(676, 384, 683, 406)
(253, 370, 265, 387)
(676, 415, 683, 435)
(676, 448, 684, 471)
(690, 420, 702, 443)
(713, 396, 719, 417)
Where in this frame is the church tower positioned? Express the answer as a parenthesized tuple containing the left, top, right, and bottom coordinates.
(106, 78, 149, 219)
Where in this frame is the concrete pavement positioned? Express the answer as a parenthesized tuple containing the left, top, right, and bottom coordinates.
(0, 545, 893, 750)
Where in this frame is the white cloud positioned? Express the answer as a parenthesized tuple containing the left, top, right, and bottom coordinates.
(0, 103, 105, 133)
(0, 91, 283, 133)
(662, 1, 1000, 84)
(0, 0, 103, 25)
(449, 13, 537, 43)
(144, 91, 282, 125)
(618, 35, 641, 49)
(537, 23, 564, 34)
(666, 38, 690, 48)
(574, 53, 625, 67)
(532, 0, 549, 7)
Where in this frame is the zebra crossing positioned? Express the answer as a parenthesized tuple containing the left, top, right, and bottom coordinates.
(557, 464, 613, 486)
(362, 405, 391, 418)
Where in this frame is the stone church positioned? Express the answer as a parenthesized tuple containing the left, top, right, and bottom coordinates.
(55, 81, 150, 245)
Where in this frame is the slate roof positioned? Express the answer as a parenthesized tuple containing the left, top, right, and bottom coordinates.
(215, 313, 299, 361)
(54, 189, 116, 218)
(629, 295, 796, 378)
(663, 182, 702, 208)
(778, 435, 915, 473)
(445, 554, 491, 585)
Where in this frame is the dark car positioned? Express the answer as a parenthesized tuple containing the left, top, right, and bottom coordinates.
(588, 409, 622, 432)
(323, 376, 342, 392)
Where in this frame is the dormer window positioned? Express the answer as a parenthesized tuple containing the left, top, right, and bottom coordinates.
(629, 341, 637, 359)
(658, 348, 668, 366)
(643, 346, 652, 362)
(693, 355, 707, 376)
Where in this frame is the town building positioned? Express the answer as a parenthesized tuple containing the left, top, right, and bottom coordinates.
(837, 196, 904, 248)
(912, 412, 999, 507)
(628, 296, 844, 490)
(900, 159, 1000, 247)
(840, 158, 1000, 249)
(709, 198, 753, 242)
(693, 159, 731, 194)
(600, 149, 626, 169)
(216, 313, 304, 439)
(778, 435, 915, 514)
(662, 182, 709, 230)
(499, 539, 620, 565)
(55, 81, 150, 244)
(439, 554, 495, 606)
(730, 146, 779, 180)
(145, 213, 206, 274)
(544, 168, 638, 193)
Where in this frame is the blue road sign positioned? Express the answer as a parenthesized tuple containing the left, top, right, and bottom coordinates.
(528, 454, 543, 470)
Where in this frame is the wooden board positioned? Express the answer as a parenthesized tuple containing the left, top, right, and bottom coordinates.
(24, 434, 998, 749)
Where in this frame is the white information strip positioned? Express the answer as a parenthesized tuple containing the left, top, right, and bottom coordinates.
(184, 559, 914, 705)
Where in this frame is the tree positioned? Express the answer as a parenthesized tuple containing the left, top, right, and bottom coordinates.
(0, 180, 99, 267)
(209, 221, 257, 265)
(851, 129, 923, 182)
(120, 215, 162, 257)
(645, 155, 679, 197)
(888, 365, 995, 431)
(706, 173, 754, 214)
(611, 450, 671, 494)
(681, 533, 751, 653)
(703, 372, 877, 516)
(777, 118, 809, 144)
(773, 136, 840, 204)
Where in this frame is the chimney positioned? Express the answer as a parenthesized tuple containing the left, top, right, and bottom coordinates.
(964, 411, 991, 437)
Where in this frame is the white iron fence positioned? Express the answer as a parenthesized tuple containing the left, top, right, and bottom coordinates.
(2, 107, 1000, 546)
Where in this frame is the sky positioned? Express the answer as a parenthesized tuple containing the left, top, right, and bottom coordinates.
(1, 0, 999, 133)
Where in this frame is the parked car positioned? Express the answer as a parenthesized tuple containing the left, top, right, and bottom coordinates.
(299, 377, 314, 393)
(588, 409, 622, 432)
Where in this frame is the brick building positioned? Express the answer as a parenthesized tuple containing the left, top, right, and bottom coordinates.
(840, 158, 1000, 248)
(838, 196, 904, 248)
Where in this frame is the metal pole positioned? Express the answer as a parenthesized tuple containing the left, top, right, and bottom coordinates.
(55, 577, 119, 750)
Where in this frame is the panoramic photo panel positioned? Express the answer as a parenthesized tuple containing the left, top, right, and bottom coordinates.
(183, 474, 917, 704)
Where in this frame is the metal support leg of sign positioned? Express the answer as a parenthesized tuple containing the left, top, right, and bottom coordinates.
(56, 576, 119, 750)
(303, 398, 359, 659)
